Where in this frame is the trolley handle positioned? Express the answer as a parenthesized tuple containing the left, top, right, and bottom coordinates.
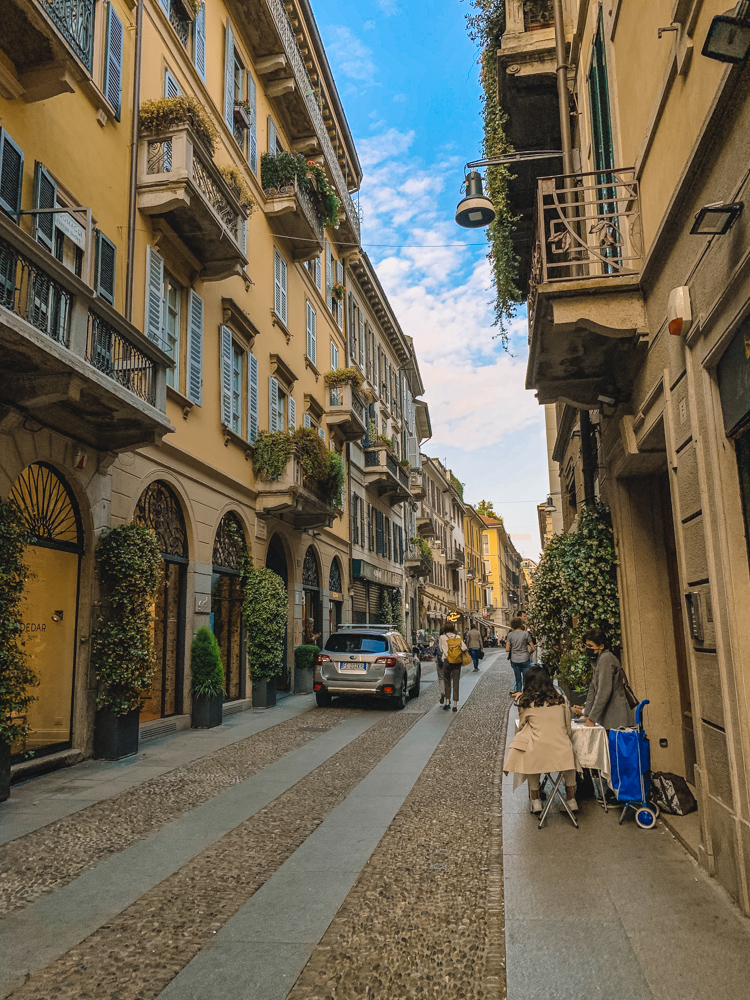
(635, 698, 650, 728)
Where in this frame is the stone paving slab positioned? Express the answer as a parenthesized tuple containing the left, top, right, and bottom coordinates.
(156, 664, 490, 1000)
(0, 714, 378, 999)
(503, 702, 750, 1000)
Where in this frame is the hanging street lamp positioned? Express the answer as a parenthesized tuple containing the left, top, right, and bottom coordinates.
(702, 1, 750, 62)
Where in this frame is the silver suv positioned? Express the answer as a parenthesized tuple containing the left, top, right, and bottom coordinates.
(314, 624, 421, 709)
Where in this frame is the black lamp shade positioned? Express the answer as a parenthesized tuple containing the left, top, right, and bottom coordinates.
(702, 10, 750, 62)
(455, 170, 496, 229)
(690, 202, 743, 235)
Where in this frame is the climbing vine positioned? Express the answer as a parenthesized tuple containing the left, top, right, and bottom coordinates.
(0, 499, 37, 747)
(253, 431, 292, 482)
(244, 568, 288, 680)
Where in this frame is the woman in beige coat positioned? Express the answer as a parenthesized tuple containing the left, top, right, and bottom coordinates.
(504, 667, 579, 813)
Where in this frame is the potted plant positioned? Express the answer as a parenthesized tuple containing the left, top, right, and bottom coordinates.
(234, 99, 251, 130)
(323, 367, 365, 390)
(294, 644, 320, 694)
(244, 567, 287, 708)
(0, 499, 37, 802)
(190, 627, 225, 728)
(139, 95, 218, 156)
(331, 281, 345, 302)
(91, 525, 162, 760)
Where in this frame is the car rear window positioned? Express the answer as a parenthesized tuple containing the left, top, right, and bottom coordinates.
(326, 634, 389, 653)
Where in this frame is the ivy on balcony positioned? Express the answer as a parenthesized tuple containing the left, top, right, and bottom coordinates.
(139, 96, 218, 155)
(261, 151, 341, 229)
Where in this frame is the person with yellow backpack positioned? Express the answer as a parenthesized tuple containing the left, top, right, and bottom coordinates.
(438, 624, 470, 712)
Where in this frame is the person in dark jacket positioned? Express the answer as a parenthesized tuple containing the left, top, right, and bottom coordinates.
(572, 628, 633, 730)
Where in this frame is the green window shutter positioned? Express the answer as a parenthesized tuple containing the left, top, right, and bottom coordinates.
(194, 5, 206, 81)
(224, 19, 235, 130)
(186, 289, 204, 405)
(104, 3, 124, 121)
(219, 325, 233, 426)
(33, 162, 56, 252)
(269, 375, 280, 432)
(248, 73, 257, 173)
(95, 231, 117, 305)
(248, 351, 259, 442)
(145, 245, 165, 346)
(0, 129, 23, 221)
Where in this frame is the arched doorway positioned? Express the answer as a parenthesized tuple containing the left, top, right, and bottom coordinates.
(134, 480, 188, 721)
(302, 546, 322, 646)
(9, 463, 83, 759)
(328, 557, 343, 636)
(265, 532, 290, 691)
(211, 512, 247, 702)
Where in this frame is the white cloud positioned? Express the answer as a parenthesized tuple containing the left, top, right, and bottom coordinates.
(377, 0, 400, 14)
(326, 27, 377, 83)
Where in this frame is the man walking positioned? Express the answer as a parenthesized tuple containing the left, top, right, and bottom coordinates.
(466, 624, 484, 671)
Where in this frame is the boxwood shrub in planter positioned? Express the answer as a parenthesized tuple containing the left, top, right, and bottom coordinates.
(293, 644, 320, 695)
(244, 567, 287, 708)
(0, 499, 38, 801)
(190, 626, 225, 728)
(90, 525, 161, 759)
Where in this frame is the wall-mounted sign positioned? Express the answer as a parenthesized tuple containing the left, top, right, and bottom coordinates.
(55, 212, 86, 250)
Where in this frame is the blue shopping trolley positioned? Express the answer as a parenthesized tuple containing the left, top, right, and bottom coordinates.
(609, 700, 660, 830)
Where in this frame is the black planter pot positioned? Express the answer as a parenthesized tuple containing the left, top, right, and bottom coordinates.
(192, 695, 224, 729)
(94, 708, 140, 760)
(0, 741, 10, 803)
(252, 676, 277, 708)
(294, 668, 314, 695)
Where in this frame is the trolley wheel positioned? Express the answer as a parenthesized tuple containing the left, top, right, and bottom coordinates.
(635, 806, 657, 829)
(648, 800, 661, 820)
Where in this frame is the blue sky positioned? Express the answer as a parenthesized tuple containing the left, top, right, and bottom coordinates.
(314, 0, 550, 559)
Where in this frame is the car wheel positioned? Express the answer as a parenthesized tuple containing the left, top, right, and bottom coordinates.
(393, 677, 408, 710)
(315, 689, 332, 708)
(410, 665, 421, 698)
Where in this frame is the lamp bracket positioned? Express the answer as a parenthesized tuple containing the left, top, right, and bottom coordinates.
(465, 151, 564, 171)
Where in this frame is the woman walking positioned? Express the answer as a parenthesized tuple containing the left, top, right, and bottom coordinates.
(439, 624, 468, 712)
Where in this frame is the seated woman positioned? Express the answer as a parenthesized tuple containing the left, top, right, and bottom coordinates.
(571, 628, 633, 730)
(504, 667, 579, 814)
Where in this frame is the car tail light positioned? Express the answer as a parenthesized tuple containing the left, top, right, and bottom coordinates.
(375, 656, 398, 668)
(315, 654, 332, 665)
(382, 685, 394, 694)
(314, 682, 324, 691)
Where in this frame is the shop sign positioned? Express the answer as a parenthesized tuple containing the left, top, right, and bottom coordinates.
(55, 212, 86, 250)
(351, 560, 400, 588)
(329, 590, 344, 602)
(717, 318, 750, 436)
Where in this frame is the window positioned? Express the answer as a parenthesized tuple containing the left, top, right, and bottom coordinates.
(306, 255, 322, 290)
(269, 376, 286, 432)
(306, 301, 316, 365)
(231, 344, 243, 434)
(589, 8, 614, 174)
(194, 5, 206, 80)
(164, 270, 182, 389)
(267, 116, 283, 155)
(104, 3, 124, 120)
(0, 128, 23, 221)
(187, 290, 204, 406)
(164, 68, 181, 98)
(247, 351, 258, 441)
(483, 536, 489, 555)
(274, 248, 287, 323)
(331, 340, 339, 371)
(351, 494, 359, 545)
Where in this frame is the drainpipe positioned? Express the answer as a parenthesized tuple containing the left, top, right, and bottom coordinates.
(553, 0, 574, 177)
(125, 0, 145, 323)
(579, 409, 597, 506)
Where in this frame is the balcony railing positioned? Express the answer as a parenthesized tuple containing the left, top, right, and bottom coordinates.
(263, 174, 324, 260)
(86, 311, 156, 407)
(325, 382, 366, 441)
(0, 235, 72, 346)
(47, 0, 95, 71)
(363, 443, 412, 505)
(405, 543, 432, 578)
(524, 0, 554, 29)
(265, 0, 361, 242)
(255, 444, 337, 529)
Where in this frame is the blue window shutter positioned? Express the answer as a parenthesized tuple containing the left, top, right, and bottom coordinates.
(248, 351, 259, 442)
(224, 20, 235, 130)
(32, 162, 56, 252)
(318, 426, 325, 442)
(268, 116, 277, 154)
(304, 413, 312, 429)
(331, 340, 339, 370)
(274, 249, 287, 323)
(95, 231, 117, 305)
(159, 0, 170, 12)
(164, 69, 181, 98)
(104, 3, 124, 121)
(306, 302, 316, 365)
(194, 6, 206, 81)
(0, 130, 23, 221)
(269, 376, 280, 432)
(145, 245, 165, 346)
(220, 325, 233, 426)
(239, 217, 247, 256)
(186, 290, 204, 405)
(288, 395, 296, 430)
(248, 73, 257, 173)
(325, 240, 332, 310)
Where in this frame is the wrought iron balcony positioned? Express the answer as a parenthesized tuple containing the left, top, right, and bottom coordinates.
(137, 124, 248, 280)
(0, 215, 171, 451)
(404, 543, 432, 579)
(1, 0, 95, 101)
(526, 169, 647, 408)
(446, 548, 465, 570)
(416, 506, 436, 538)
(255, 444, 337, 530)
(263, 174, 324, 262)
(325, 382, 366, 442)
(363, 443, 411, 506)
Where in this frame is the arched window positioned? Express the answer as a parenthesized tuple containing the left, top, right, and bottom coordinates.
(212, 511, 247, 571)
(9, 462, 82, 551)
(134, 480, 187, 558)
(328, 558, 342, 593)
(302, 546, 320, 589)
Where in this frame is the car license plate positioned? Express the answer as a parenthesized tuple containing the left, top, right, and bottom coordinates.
(339, 661, 367, 672)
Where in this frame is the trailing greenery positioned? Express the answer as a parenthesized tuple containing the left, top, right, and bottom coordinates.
(527, 500, 621, 686)
(326, 450, 345, 509)
(294, 644, 320, 671)
(292, 428, 344, 508)
(244, 568, 288, 680)
(253, 430, 292, 482)
(450, 473, 464, 501)
(139, 96, 218, 156)
(0, 499, 37, 747)
(463, 1, 522, 342)
(185, 0, 204, 15)
(476, 499, 501, 520)
(392, 588, 405, 636)
(324, 367, 364, 389)
(91, 525, 162, 716)
(218, 165, 255, 213)
(410, 535, 433, 564)
(378, 588, 394, 627)
(190, 626, 225, 699)
(371, 432, 395, 449)
(261, 152, 341, 229)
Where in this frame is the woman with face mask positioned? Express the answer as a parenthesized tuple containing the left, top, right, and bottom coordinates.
(571, 628, 633, 730)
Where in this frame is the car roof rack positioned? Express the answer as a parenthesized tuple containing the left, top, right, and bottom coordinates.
(336, 623, 396, 631)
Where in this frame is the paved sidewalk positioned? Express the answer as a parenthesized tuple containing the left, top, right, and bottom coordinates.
(503, 701, 750, 1000)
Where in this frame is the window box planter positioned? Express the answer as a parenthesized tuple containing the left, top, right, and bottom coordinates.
(0, 742, 10, 802)
(94, 708, 140, 760)
(233, 103, 251, 130)
(252, 676, 277, 708)
(191, 694, 224, 729)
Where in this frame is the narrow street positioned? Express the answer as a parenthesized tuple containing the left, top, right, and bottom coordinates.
(4, 653, 750, 1000)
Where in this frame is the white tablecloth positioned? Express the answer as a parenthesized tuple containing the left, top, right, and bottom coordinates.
(571, 722, 611, 783)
